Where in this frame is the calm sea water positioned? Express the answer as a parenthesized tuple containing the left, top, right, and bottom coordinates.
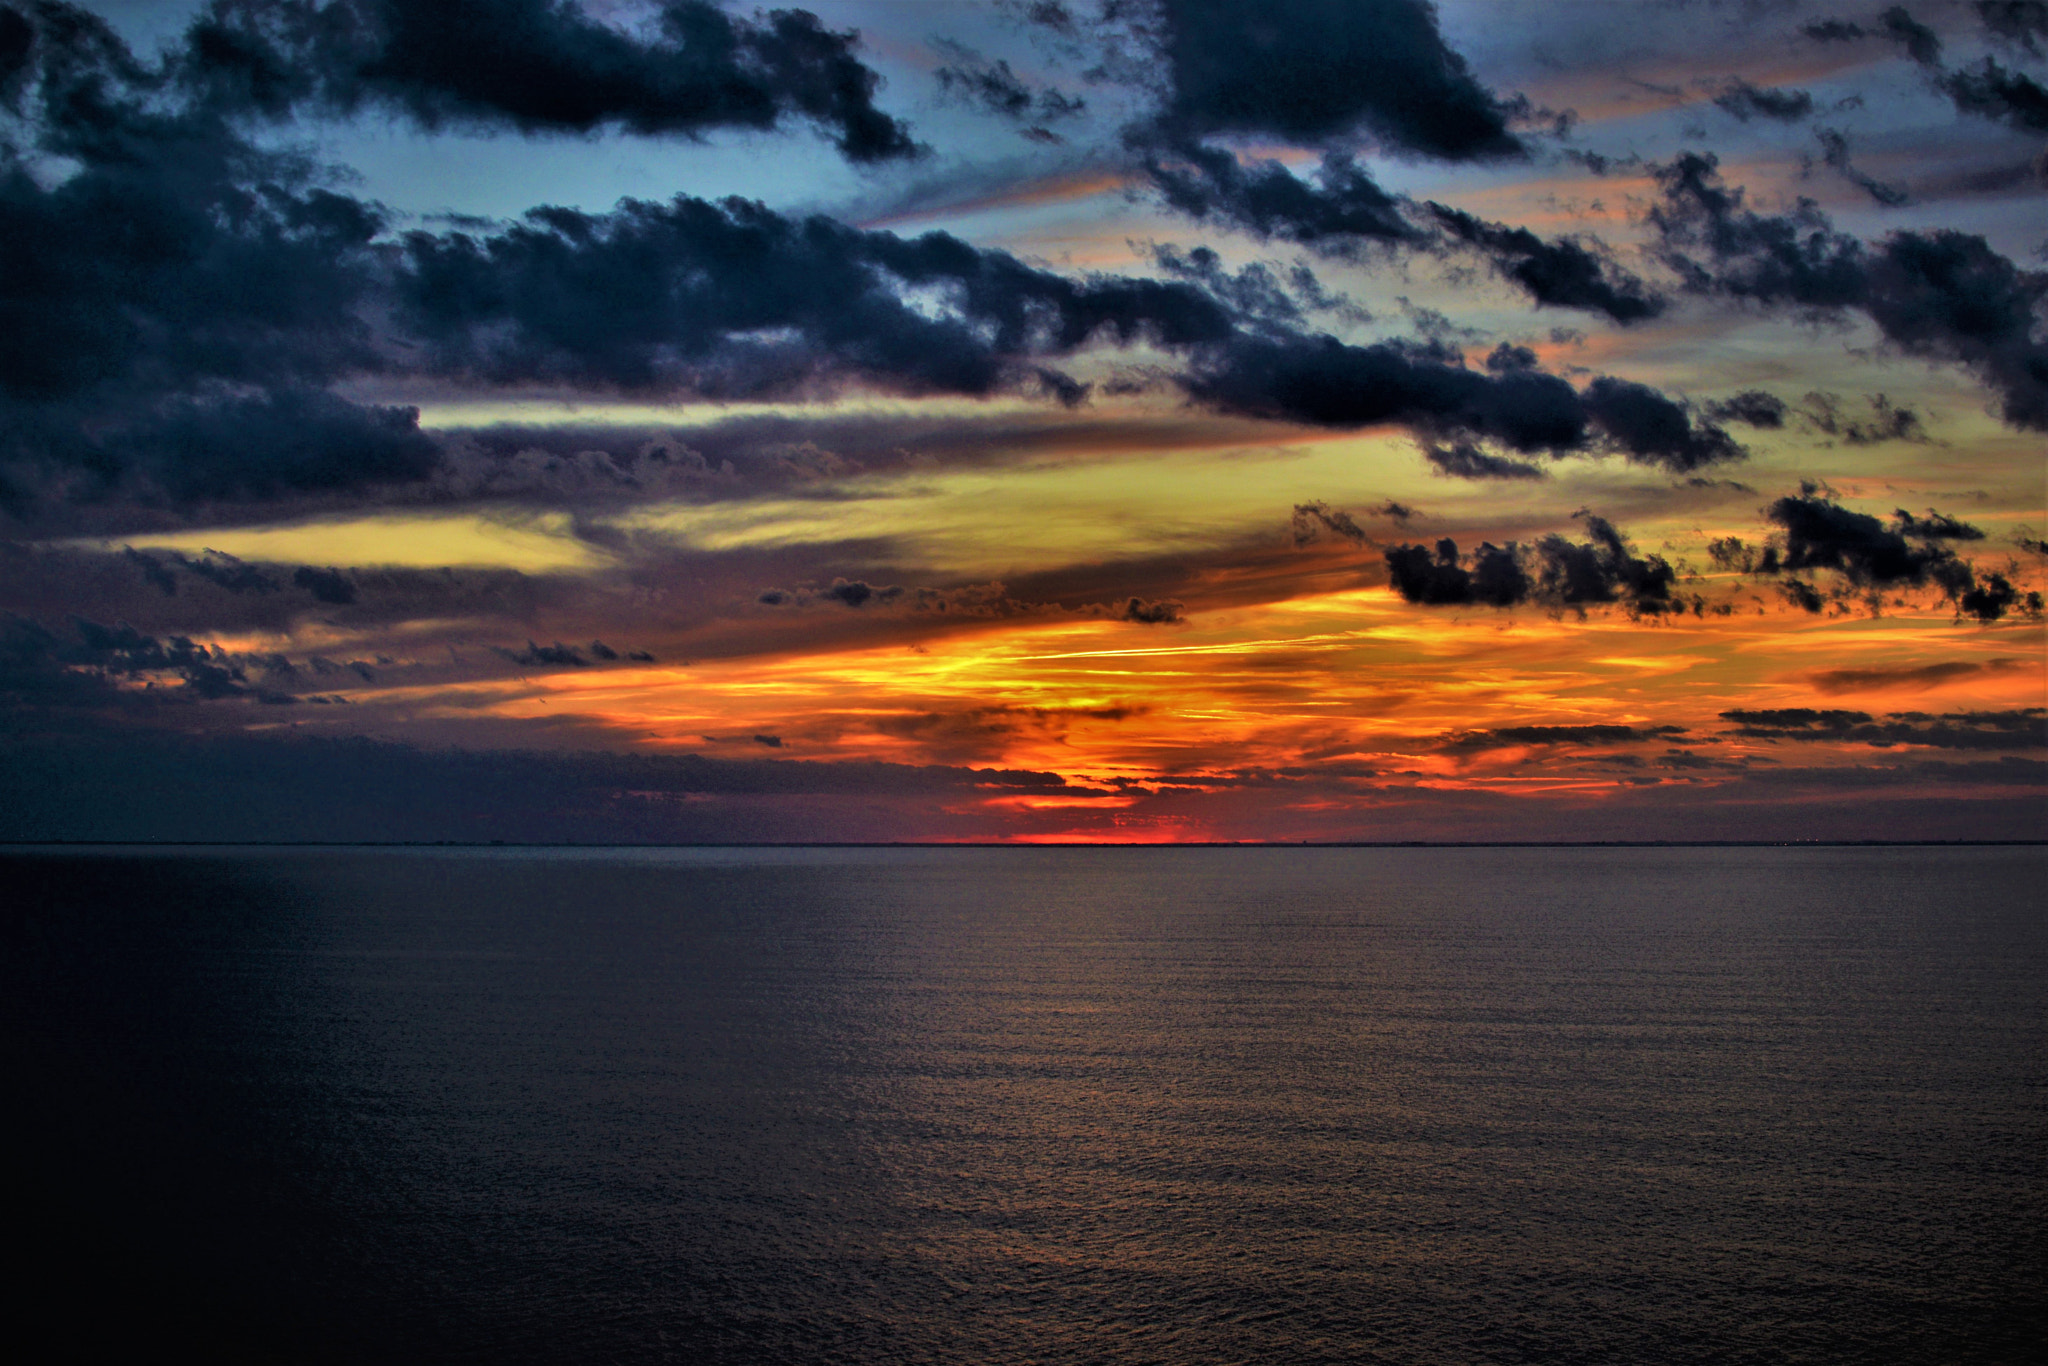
(5, 846, 2043, 1363)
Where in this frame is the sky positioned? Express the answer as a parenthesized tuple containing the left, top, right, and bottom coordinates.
(1, 0, 2043, 843)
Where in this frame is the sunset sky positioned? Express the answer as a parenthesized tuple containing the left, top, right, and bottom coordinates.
(2, 0, 2043, 841)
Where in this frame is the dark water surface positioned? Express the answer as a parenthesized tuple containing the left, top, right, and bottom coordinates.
(5, 846, 2043, 1363)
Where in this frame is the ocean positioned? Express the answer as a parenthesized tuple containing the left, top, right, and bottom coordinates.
(5, 845, 2042, 1363)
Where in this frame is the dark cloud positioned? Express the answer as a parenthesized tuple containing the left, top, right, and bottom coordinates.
(1880, 5, 1945, 64)
(1870, 228, 2048, 433)
(291, 565, 356, 605)
(1805, 7, 2046, 133)
(1722, 706, 2046, 750)
(1759, 490, 2035, 620)
(391, 192, 1250, 402)
(1977, 1, 2047, 54)
(1012, 1, 1081, 37)
(505, 640, 585, 668)
(1713, 78, 1815, 122)
(0, 6, 30, 94)
(1802, 18, 1870, 43)
(1651, 153, 2048, 430)
(1815, 127, 1908, 206)
(125, 392, 442, 503)
(0, 611, 270, 708)
(1287, 498, 1420, 543)
(1428, 204, 1666, 324)
(1383, 515, 1684, 619)
(1955, 572, 2037, 621)
(1375, 500, 1419, 526)
(1809, 658, 2028, 693)
(1150, 244, 1309, 328)
(178, 549, 282, 594)
(0, 539, 578, 652)
(1118, 596, 1183, 624)
(1142, 0, 1522, 158)
(1703, 390, 1789, 428)
(1527, 515, 1684, 617)
(1290, 500, 1368, 545)
(1187, 333, 1583, 450)
(1184, 335, 1739, 472)
(1938, 58, 2048, 133)
(1779, 577, 1828, 612)
(122, 548, 180, 597)
(1143, 145, 1419, 249)
(183, 0, 919, 162)
(1797, 390, 1927, 443)
(819, 578, 899, 609)
(1187, 331, 1564, 444)
(1138, 152, 1664, 328)
(0, 6, 435, 514)
(1578, 377, 1743, 472)
(1439, 724, 1688, 753)
(1650, 151, 1869, 308)
(1892, 508, 1983, 540)
(748, 572, 1200, 628)
(1383, 538, 1528, 607)
(1767, 489, 1957, 585)
(931, 38, 1084, 124)
(1707, 536, 1780, 576)
(1421, 440, 1546, 480)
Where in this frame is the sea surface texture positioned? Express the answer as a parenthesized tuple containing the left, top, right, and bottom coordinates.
(6, 846, 2043, 1363)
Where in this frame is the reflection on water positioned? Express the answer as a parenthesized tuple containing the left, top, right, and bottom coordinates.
(5, 846, 2043, 1363)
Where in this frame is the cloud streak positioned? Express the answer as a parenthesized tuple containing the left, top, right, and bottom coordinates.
(184, 0, 920, 161)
